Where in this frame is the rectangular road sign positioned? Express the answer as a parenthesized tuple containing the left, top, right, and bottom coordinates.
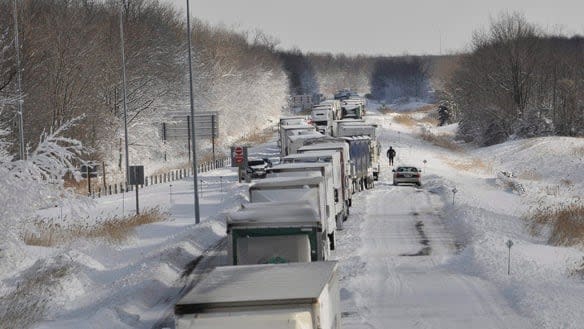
(161, 112, 219, 141)
(129, 165, 145, 185)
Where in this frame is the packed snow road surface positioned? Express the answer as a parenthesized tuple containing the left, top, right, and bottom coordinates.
(337, 181, 529, 328)
(337, 107, 532, 328)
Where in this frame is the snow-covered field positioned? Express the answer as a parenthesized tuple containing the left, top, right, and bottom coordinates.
(1, 103, 583, 328)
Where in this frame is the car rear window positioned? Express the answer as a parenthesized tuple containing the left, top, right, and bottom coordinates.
(397, 167, 417, 172)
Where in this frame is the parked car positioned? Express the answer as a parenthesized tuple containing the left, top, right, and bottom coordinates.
(392, 166, 422, 186)
(246, 158, 272, 178)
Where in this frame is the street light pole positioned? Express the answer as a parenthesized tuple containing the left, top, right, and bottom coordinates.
(119, 0, 130, 186)
(13, 0, 25, 160)
(186, 0, 201, 224)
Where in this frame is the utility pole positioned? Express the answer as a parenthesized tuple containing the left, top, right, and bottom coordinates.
(13, 0, 25, 160)
(186, 0, 201, 224)
(120, 0, 130, 186)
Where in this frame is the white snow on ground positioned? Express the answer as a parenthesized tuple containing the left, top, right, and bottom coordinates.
(2, 102, 583, 328)
(336, 104, 584, 328)
(0, 139, 279, 328)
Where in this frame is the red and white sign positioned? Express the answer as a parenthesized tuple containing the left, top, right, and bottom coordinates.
(231, 146, 247, 167)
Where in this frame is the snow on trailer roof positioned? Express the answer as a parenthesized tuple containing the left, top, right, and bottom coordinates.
(281, 124, 314, 130)
(249, 176, 324, 189)
(241, 200, 314, 209)
(227, 202, 321, 227)
(283, 150, 338, 160)
(175, 262, 338, 314)
(268, 162, 332, 170)
(303, 136, 347, 144)
(287, 132, 324, 142)
(334, 119, 365, 123)
(298, 142, 347, 151)
(280, 149, 339, 162)
(340, 136, 371, 142)
(337, 121, 377, 127)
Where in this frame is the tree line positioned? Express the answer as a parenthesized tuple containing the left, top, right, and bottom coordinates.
(0, 0, 289, 180)
(443, 13, 584, 145)
(278, 50, 432, 103)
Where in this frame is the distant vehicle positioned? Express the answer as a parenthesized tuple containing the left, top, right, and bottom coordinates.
(333, 89, 351, 101)
(246, 158, 272, 178)
(392, 166, 422, 186)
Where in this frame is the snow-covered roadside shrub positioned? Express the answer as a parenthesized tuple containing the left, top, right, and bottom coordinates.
(0, 116, 86, 270)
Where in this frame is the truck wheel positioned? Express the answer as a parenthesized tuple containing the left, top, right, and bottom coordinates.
(328, 232, 336, 250)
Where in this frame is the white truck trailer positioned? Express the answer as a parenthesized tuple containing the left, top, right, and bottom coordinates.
(311, 106, 335, 135)
(298, 140, 354, 200)
(248, 176, 336, 251)
(340, 135, 374, 191)
(318, 100, 342, 119)
(227, 201, 327, 264)
(340, 97, 366, 118)
(333, 122, 381, 181)
(280, 151, 351, 217)
(266, 162, 346, 229)
(286, 131, 324, 155)
(174, 261, 341, 329)
(279, 124, 316, 156)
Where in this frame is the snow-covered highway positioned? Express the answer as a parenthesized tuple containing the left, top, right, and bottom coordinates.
(337, 174, 529, 328)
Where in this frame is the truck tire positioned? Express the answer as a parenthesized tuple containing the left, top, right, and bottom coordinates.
(328, 232, 336, 250)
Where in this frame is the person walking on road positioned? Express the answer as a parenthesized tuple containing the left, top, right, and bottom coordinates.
(386, 146, 396, 166)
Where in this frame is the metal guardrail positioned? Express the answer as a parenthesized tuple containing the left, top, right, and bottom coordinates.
(89, 157, 231, 198)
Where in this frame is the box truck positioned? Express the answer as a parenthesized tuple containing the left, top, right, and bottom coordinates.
(174, 261, 341, 329)
(266, 162, 346, 229)
(227, 201, 327, 264)
(249, 176, 336, 250)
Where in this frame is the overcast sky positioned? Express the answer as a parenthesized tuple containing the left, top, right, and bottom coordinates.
(165, 0, 583, 56)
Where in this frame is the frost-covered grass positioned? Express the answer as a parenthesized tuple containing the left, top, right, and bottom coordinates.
(22, 207, 168, 247)
(444, 157, 493, 173)
(526, 202, 584, 247)
(0, 259, 72, 329)
(420, 130, 464, 152)
(393, 113, 417, 126)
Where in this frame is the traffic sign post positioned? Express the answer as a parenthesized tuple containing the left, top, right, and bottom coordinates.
(506, 240, 514, 275)
(231, 146, 248, 182)
(129, 165, 144, 215)
(81, 164, 99, 196)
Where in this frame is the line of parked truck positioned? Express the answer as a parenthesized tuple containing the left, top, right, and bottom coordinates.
(174, 91, 378, 329)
